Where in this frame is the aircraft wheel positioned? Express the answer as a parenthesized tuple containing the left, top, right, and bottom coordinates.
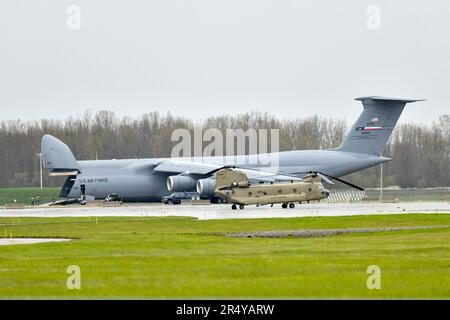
(239, 205, 245, 210)
(289, 203, 295, 209)
(232, 204, 237, 210)
(282, 203, 287, 209)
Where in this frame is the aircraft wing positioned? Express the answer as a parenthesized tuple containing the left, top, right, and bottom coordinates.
(153, 161, 221, 175)
(153, 160, 302, 182)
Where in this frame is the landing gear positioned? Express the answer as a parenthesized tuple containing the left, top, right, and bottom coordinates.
(289, 203, 295, 209)
(210, 197, 223, 204)
(282, 203, 288, 209)
(239, 204, 245, 210)
(231, 204, 237, 210)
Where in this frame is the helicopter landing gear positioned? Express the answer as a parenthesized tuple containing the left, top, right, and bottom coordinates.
(232, 204, 237, 210)
(239, 204, 245, 210)
(289, 203, 295, 209)
(282, 203, 288, 209)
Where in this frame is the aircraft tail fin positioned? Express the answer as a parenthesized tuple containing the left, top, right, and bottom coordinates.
(336, 96, 425, 156)
(41, 135, 80, 176)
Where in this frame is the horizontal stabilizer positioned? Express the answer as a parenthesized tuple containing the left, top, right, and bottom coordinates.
(354, 96, 426, 103)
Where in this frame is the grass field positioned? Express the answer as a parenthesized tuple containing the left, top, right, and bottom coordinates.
(0, 187, 448, 207)
(0, 214, 449, 299)
(0, 187, 59, 206)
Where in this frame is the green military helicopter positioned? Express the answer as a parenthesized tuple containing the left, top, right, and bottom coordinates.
(211, 167, 364, 210)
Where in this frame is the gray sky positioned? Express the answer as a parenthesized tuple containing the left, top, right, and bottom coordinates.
(1, 0, 449, 125)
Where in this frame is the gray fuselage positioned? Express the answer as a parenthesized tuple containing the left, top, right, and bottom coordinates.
(67, 150, 388, 201)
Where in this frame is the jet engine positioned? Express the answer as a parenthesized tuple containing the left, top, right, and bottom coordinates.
(167, 175, 196, 192)
(196, 178, 216, 197)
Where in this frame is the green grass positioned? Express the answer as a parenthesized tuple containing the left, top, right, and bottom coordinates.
(0, 214, 449, 299)
(0, 187, 60, 206)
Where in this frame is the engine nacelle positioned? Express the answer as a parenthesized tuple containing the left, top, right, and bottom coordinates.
(167, 175, 196, 192)
(196, 178, 216, 197)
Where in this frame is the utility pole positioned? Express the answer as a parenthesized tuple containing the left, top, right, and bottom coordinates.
(380, 163, 383, 201)
(36, 153, 43, 189)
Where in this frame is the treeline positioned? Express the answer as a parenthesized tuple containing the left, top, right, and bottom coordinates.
(0, 111, 449, 188)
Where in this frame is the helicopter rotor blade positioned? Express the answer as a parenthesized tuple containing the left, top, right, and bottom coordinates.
(204, 165, 237, 175)
(315, 173, 334, 185)
(319, 172, 365, 191)
(293, 171, 365, 191)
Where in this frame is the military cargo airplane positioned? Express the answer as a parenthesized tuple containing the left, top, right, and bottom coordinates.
(41, 96, 424, 202)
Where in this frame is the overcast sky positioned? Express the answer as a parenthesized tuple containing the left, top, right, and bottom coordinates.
(1, 0, 449, 125)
